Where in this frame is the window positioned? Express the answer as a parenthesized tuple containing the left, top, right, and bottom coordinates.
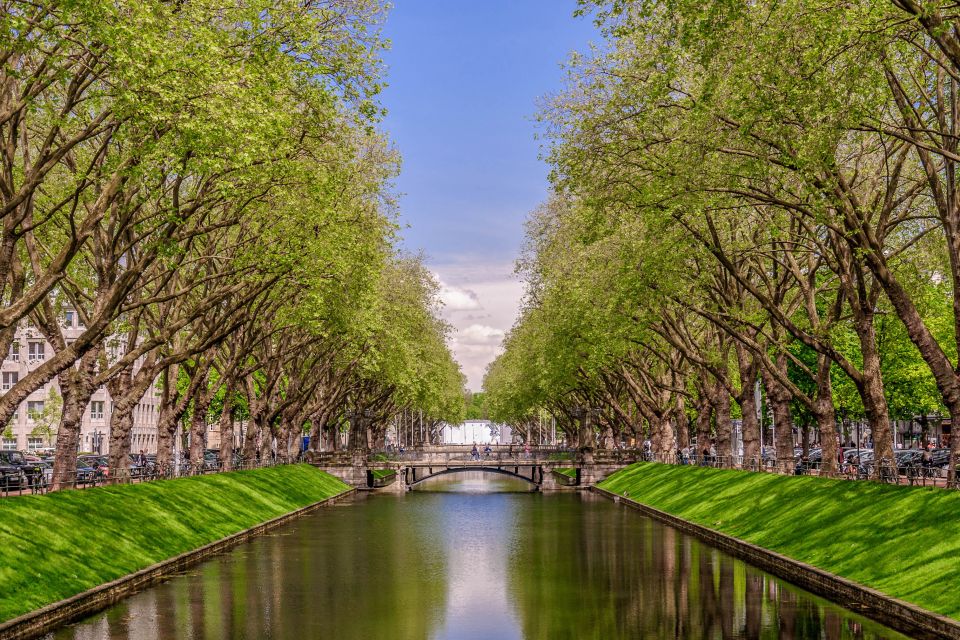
(27, 401, 43, 419)
(64, 310, 75, 327)
(90, 401, 104, 420)
(1, 372, 17, 391)
(7, 342, 18, 362)
(27, 342, 44, 363)
(1, 438, 15, 451)
(26, 437, 43, 451)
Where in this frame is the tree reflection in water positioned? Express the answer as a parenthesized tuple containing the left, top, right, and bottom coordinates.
(507, 493, 907, 640)
(50, 479, 907, 640)
(49, 494, 448, 640)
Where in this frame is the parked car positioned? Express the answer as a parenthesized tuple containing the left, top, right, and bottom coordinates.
(930, 448, 953, 469)
(894, 449, 925, 472)
(22, 459, 53, 488)
(127, 453, 151, 479)
(202, 450, 221, 471)
(76, 455, 109, 484)
(794, 448, 822, 463)
(0, 451, 25, 489)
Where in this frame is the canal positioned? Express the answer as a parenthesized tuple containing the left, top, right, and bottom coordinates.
(48, 472, 906, 639)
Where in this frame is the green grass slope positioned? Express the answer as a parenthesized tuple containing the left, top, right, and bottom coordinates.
(0, 464, 349, 622)
(599, 463, 960, 620)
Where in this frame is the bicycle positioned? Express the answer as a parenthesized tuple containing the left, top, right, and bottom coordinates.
(877, 457, 899, 485)
(904, 462, 920, 486)
(948, 466, 960, 490)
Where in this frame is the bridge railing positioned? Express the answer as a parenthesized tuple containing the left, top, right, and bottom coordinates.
(375, 450, 571, 464)
(307, 445, 649, 466)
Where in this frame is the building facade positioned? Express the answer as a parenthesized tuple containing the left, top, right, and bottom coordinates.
(441, 420, 511, 445)
(0, 316, 161, 455)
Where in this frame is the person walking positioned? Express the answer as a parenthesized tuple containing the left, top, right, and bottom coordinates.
(471, 443, 479, 461)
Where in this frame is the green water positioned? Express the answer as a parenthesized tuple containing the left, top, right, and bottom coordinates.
(48, 472, 907, 639)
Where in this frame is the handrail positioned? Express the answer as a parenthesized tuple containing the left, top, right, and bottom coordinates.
(0, 454, 306, 497)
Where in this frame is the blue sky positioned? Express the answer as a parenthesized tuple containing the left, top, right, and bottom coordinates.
(380, 1, 597, 389)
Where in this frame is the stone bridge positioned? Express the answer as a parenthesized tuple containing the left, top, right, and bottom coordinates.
(310, 445, 638, 491)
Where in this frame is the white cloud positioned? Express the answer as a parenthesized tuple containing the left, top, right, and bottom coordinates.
(437, 278, 482, 311)
(456, 324, 505, 345)
(432, 262, 524, 391)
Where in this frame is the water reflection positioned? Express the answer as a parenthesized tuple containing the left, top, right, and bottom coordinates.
(413, 469, 535, 493)
(507, 492, 904, 640)
(48, 495, 449, 640)
(49, 473, 906, 640)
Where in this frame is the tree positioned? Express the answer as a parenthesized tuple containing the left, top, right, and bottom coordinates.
(28, 388, 61, 447)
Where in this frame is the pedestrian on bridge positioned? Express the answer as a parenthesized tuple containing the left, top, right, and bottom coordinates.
(471, 444, 479, 461)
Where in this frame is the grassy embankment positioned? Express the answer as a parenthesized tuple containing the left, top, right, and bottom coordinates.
(0, 464, 349, 622)
(599, 463, 960, 620)
(371, 469, 396, 479)
(553, 467, 577, 479)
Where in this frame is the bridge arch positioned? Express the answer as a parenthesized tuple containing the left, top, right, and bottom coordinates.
(404, 464, 544, 487)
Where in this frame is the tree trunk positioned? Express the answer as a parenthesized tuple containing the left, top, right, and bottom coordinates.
(51, 387, 87, 490)
(713, 390, 733, 464)
(307, 409, 329, 455)
(657, 414, 677, 462)
(156, 414, 178, 472)
(855, 317, 895, 477)
(107, 406, 134, 482)
(814, 356, 839, 475)
(257, 424, 276, 464)
(762, 355, 794, 473)
(860, 253, 960, 481)
(51, 348, 101, 490)
(330, 421, 341, 452)
(219, 380, 236, 471)
(107, 362, 158, 481)
(189, 384, 214, 468)
(950, 406, 960, 485)
(349, 414, 365, 452)
(155, 365, 178, 471)
(735, 346, 761, 468)
(674, 397, 689, 451)
(694, 395, 713, 462)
